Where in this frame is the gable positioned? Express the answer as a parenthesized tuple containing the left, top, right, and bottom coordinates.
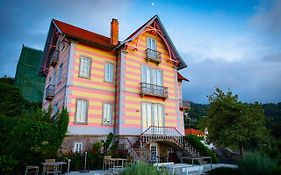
(116, 15, 187, 70)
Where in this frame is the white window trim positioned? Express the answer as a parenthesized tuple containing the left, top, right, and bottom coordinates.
(79, 56, 91, 78)
(57, 64, 63, 84)
(147, 37, 157, 50)
(75, 99, 88, 124)
(141, 65, 163, 85)
(73, 142, 83, 153)
(142, 102, 165, 130)
(104, 62, 114, 82)
(103, 103, 113, 125)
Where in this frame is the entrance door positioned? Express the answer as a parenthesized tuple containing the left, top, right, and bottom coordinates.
(150, 143, 158, 163)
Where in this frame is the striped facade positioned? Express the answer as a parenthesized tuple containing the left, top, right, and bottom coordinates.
(41, 16, 188, 153)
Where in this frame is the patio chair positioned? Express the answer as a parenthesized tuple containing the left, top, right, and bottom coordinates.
(103, 156, 112, 170)
(43, 159, 56, 175)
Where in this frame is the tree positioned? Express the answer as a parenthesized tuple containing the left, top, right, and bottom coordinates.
(207, 88, 268, 157)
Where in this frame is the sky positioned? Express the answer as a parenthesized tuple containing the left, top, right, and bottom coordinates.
(0, 0, 280, 104)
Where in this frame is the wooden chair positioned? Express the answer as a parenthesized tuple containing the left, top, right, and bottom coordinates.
(43, 159, 56, 175)
(103, 156, 112, 170)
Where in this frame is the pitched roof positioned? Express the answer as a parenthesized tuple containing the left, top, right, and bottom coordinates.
(52, 19, 114, 50)
(178, 72, 189, 81)
(117, 15, 187, 70)
(185, 128, 205, 136)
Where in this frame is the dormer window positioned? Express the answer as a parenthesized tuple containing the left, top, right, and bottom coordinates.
(146, 37, 161, 64)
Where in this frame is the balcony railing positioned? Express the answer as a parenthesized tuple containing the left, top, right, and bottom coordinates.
(45, 84, 55, 101)
(179, 100, 191, 110)
(145, 48, 161, 64)
(49, 50, 59, 68)
(140, 82, 168, 99)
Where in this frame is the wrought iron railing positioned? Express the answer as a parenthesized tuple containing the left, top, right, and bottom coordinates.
(45, 84, 55, 100)
(140, 126, 184, 146)
(140, 82, 168, 99)
(179, 99, 191, 110)
(50, 50, 59, 67)
(145, 48, 161, 64)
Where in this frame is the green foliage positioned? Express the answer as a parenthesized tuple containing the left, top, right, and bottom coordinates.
(0, 83, 29, 117)
(185, 102, 208, 129)
(207, 88, 269, 156)
(0, 109, 69, 174)
(238, 152, 281, 175)
(102, 132, 114, 154)
(185, 135, 218, 163)
(0, 76, 14, 85)
(206, 167, 240, 175)
(120, 162, 168, 175)
(0, 155, 18, 175)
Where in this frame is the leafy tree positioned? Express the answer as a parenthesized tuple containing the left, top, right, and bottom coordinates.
(184, 102, 208, 129)
(0, 76, 14, 85)
(207, 88, 268, 157)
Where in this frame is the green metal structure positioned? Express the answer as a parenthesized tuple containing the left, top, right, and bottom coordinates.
(15, 45, 45, 103)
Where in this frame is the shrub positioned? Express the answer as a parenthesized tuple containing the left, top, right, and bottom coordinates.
(238, 152, 281, 175)
(206, 167, 240, 175)
(120, 162, 168, 175)
(0, 155, 18, 175)
(0, 109, 69, 174)
(185, 135, 218, 163)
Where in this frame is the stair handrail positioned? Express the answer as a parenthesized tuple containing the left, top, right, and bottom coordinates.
(125, 138, 140, 157)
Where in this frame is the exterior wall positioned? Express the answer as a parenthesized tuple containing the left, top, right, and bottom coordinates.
(60, 135, 107, 153)
(118, 31, 184, 135)
(42, 36, 70, 111)
(177, 82, 184, 134)
(66, 42, 116, 136)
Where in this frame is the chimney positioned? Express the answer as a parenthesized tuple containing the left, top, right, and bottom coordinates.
(110, 18, 119, 45)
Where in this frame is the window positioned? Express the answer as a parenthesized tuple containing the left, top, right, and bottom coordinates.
(79, 56, 91, 78)
(150, 143, 158, 163)
(141, 65, 163, 85)
(142, 103, 164, 130)
(75, 99, 88, 123)
(57, 64, 63, 84)
(147, 37, 157, 50)
(51, 70, 56, 85)
(105, 63, 114, 82)
(52, 102, 59, 118)
(73, 142, 83, 153)
(103, 103, 112, 125)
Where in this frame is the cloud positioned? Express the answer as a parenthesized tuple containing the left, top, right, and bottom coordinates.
(0, 0, 131, 76)
(250, 0, 281, 38)
(181, 56, 281, 104)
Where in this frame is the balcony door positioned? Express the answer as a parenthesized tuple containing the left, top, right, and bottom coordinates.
(141, 65, 163, 95)
(142, 103, 164, 132)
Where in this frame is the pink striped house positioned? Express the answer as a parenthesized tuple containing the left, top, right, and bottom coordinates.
(40, 16, 193, 162)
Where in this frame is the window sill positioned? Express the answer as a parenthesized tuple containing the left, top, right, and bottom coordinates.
(78, 75, 91, 79)
(73, 122, 88, 125)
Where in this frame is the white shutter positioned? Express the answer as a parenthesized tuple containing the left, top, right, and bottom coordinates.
(105, 63, 114, 82)
(103, 104, 112, 124)
(76, 100, 87, 123)
(79, 57, 91, 78)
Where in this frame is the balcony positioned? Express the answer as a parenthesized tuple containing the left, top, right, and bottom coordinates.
(49, 50, 59, 68)
(140, 82, 168, 99)
(179, 100, 191, 111)
(45, 84, 55, 101)
(145, 48, 161, 64)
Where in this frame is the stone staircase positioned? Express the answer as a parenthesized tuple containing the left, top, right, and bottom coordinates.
(125, 126, 200, 163)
